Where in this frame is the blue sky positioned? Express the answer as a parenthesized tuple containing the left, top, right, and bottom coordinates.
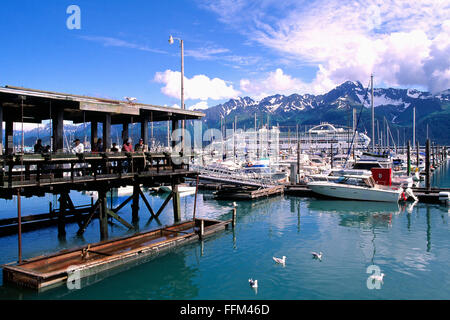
(0, 0, 449, 110)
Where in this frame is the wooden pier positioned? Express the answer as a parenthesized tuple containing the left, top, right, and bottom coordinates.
(0, 85, 206, 267)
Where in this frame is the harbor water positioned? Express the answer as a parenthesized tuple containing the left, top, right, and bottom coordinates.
(0, 161, 449, 300)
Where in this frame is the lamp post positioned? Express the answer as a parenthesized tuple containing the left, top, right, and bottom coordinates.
(169, 35, 185, 154)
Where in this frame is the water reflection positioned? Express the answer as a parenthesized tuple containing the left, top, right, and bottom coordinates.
(307, 199, 399, 229)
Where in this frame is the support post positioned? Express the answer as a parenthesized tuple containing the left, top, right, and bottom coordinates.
(200, 219, 204, 239)
(193, 174, 199, 220)
(53, 108, 64, 153)
(132, 183, 140, 223)
(171, 119, 179, 150)
(91, 121, 98, 150)
(232, 207, 236, 228)
(58, 193, 67, 239)
(17, 190, 22, 264)
(122, 122, 129, 143)
(0, 104, 3, 155)
(98, 190, 108, 241)
(426, 139, 431, 191)
(407, 140, 411, 176)
(103, 114, 111, 152)
(5, 120, 13, 155)
(172, 184, 181, 223)
(141, 115, 149, 149)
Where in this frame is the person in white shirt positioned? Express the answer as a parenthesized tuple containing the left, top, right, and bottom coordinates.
(72, 139, 85, 176)
(72, 139, 85, 154)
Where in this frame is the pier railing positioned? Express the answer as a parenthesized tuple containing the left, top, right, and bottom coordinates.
(0, 152, 192, 190)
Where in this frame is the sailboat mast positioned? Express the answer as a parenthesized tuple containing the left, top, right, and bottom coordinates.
(371, 74, 375, 151)
(413, 107, 416, 149)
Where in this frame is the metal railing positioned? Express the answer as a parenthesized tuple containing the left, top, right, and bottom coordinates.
(191, 164, 280, 187)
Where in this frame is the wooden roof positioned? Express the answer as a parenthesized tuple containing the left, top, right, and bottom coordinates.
(0, 85, 204, 124)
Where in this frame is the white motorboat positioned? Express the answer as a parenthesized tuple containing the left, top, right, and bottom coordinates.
(158, 184, 197, 197)
(307, 175, 403, 202)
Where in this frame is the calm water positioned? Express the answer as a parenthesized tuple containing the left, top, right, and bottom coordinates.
(0, 161, 449, 300)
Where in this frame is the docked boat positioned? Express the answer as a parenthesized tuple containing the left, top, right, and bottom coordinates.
(157, 184, 197, 196)
(307, 174, 403, 202)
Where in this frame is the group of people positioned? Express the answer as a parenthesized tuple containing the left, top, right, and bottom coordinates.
(33, 137, 147, 154)
(33, 139, 51, 154)
(122, 138, 146, 153)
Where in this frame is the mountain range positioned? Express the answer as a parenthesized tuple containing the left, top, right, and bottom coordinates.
(11, 81, 450, 147)
(198, 81, 450, 145)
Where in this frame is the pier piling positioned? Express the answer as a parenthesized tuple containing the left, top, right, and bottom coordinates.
(172, 184, 181, 222)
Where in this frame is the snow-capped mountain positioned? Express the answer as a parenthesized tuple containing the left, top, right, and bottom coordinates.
(201, 81, 450, 144)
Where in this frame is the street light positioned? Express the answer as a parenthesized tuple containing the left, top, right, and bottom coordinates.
(169, 35, 185, 153)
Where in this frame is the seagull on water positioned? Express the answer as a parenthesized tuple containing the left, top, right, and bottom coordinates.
(369, 273, 385, 283)
(273, 256, 286, 265)
(248, 278, 258, 288)
(311, 252, 323, 261)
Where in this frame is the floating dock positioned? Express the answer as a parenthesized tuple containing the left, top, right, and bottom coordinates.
(213, 185, 284, 200)
(2, 218, 231, 291)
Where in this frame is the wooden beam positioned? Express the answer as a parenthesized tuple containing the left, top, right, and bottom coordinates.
(156, 192, 173, 218)
(111, 194, 133, 214)
(139, 188, 156, 218)
(106, 209, 133, 230)
(77, 199, 100, 236)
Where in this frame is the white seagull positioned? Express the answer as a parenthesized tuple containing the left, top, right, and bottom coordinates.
(369, 273, 385, 283)
(311, 252, 323, 261)
(248, 278, 258, 288)
(273, 256, 286, 265)
(124, 97, 137, 103)
(233, 202, 237, 207)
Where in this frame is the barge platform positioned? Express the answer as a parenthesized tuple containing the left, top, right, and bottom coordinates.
(2, 218, 231, 291)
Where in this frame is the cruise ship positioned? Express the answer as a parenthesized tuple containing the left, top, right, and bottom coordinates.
(279, 123, 371, 152)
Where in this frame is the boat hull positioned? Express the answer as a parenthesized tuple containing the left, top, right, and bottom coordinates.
(307, 181, 402, 202)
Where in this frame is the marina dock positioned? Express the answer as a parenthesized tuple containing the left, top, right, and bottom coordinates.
(213, 185, 284, 200)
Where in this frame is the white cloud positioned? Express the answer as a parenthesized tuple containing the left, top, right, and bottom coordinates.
(189, 101, 209, 110)
(240, 68, 307, 99)
(154, 69, 240, 101)
(202, 0, 450, 93)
